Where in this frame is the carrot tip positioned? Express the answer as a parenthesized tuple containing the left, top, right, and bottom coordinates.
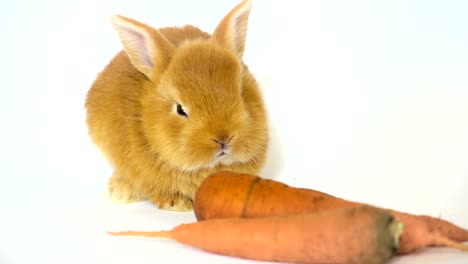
(107, 231, 136, 236)
(441, 237, 468, 252)
(107, 231, 125, 236)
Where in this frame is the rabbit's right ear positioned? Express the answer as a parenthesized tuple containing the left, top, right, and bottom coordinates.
(111, 15, 175, 81)
(212, 0, 252, 59)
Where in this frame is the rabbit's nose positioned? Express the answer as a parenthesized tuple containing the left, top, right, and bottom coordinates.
(216, 131, 229, 142)
(212, 139, 227, 150)
(212, 135, 233, 150)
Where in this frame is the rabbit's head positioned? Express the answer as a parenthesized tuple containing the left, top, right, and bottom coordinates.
(111, 0, 268, 172)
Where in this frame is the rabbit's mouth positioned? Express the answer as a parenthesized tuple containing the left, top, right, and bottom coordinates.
(195, 150, 235, 171)
(213, 148, 235, 166)
(216, 149, 230, 158)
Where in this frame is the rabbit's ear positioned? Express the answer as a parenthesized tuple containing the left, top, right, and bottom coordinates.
(212, 0, 252, 59)
(111, 15, 175, 80)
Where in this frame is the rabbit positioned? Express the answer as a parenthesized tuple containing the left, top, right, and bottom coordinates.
(85, 0, 269, 211)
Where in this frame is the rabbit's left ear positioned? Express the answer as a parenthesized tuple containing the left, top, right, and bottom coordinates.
(212, 0, 252, 59)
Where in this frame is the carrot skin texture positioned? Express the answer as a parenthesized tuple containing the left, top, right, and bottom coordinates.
(194, 171, 468, 254)
(109, 206, 401, 264)
(194, 171, 358, 220)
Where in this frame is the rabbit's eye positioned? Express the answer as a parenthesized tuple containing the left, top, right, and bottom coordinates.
(176, 103, 188, 118)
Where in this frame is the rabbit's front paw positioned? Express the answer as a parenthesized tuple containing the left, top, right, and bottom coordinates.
(107, 173, 146, 204)
(151, 194, 193, 211)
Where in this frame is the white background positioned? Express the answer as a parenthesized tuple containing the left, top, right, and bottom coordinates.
(1, 0, 467, 263)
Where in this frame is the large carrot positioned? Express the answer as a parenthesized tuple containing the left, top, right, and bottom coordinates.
(109, 205, 403, 264)
(194, 171, 468, 254)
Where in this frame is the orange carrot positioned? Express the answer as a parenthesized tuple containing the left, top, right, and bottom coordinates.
(193, 171, 468, 254)
(109, 205, 403, 264)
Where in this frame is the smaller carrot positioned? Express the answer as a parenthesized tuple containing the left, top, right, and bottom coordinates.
(109, 205, 403, 264)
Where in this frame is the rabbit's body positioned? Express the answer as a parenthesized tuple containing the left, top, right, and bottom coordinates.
(86, 0, 268, 210)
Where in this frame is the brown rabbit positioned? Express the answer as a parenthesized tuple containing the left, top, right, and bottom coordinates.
(85, 0, 269, 211)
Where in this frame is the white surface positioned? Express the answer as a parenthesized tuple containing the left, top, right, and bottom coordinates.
(1, 0, 468, 263)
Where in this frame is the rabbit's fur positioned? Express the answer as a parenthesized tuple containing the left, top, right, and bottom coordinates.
(86, 0, 268, 211)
